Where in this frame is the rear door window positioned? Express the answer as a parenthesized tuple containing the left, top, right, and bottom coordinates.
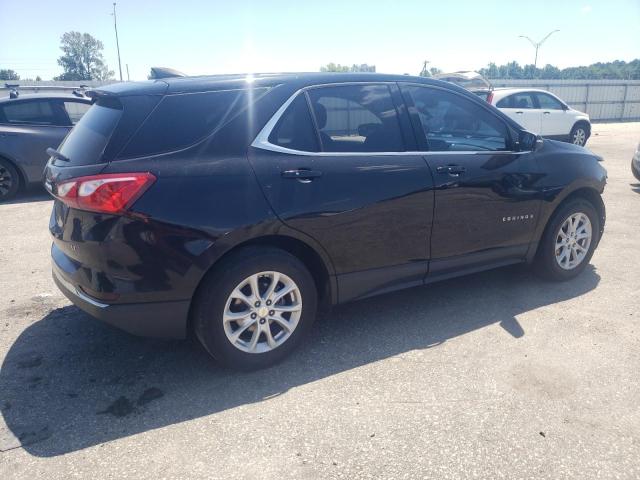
(268, 94, 319, 152)
(120, 88, 267, 158)
(496, 93, 536, 109)
(306, 84, 405, 152)
(1, 100, 58, 125)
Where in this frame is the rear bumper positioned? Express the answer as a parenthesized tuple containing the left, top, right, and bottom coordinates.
(52, 263, 189, 339)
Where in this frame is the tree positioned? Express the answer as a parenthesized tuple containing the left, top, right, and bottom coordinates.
(35, 75, 42, 82)
(0, 69, 20, 80)
(479, 59, 640, 80)
(320, 63, 376, 73)
(55, 32, 114, 81)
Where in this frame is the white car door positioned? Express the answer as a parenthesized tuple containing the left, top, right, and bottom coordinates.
(535, 92, 570, 137)
(496, 92, 541, 133)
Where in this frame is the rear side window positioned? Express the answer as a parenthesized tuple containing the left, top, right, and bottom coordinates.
(268, 94, 319, 152)
(57, 98, 123, 166)
(496, 93, 535, 109)
(121, 89, 266, 158)
(307, 85, 405, 152)
(1, 100, 57, 125)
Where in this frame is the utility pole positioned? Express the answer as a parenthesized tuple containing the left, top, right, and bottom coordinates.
(126, 63, 130, 81)
(519, 30, 560, 69)
(420, 60, 430, 77)
(112, 2, 123, 81)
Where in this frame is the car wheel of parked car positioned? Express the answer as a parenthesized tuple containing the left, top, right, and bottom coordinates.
(194, 246, 317, 370)
(570, 124, 588, 146)
(534, 198, 599, 281)
(0, 158, 20, 202)
(632, 160, 640, 182)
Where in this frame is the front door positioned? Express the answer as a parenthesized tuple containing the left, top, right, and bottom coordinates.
(400, 84, 541, 275)
(249, 83, 435, 301)
(497, 91, 542, 134)
(534, 92, 569, 137)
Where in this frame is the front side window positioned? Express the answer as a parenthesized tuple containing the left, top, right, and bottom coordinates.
(1, 100, 57, 125)
(306, 84, 405, 152)
(64, 101, 91, 124)
(496, 93, 536, 109)
(402, 85, 510, 152)
(535, 93, 563, 110)
(268, 94, 319, 152)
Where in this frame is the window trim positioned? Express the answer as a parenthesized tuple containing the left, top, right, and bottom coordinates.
(252, 82, 525, 156)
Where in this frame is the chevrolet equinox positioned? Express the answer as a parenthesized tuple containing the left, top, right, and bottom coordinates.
(44, 73, 606, 370)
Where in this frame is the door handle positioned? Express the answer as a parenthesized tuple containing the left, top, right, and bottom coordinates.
(543, 111, 551, 115)
(515, 111, 524, 114)
(281, 169, 323, 180)
(436, 165, 466, 176)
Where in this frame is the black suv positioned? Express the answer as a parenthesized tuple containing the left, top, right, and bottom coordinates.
(44, 73, 606, 370)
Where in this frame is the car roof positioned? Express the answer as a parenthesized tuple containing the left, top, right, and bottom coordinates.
(0, 93, 91, 103)
(490, 87, 557, 99)
(89, 72, 472, 97)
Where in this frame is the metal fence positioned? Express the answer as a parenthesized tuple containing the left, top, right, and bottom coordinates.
(491, 79, 640, 122)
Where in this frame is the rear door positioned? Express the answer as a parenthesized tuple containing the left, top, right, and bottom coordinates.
(249, 83, 435, 301)
(0, 98, 71, 183)
(400, 84, 541, 275)
(496, 92, 542, 134)
(534, 92, 569, 137)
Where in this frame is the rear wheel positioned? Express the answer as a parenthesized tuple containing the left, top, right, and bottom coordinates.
(632, 160, 640, 181)
(194, 247, 317, 370)
(570, 124, 589, 146)
(534, 198, 599, 281)
(0, 158, 20, 202)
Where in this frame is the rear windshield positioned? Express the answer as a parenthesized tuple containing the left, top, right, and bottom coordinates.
(57, 98, 122, 166)
(119, 88, 268, 159)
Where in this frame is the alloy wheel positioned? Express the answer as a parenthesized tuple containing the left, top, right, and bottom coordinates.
(572, 128, 587, 146)
(0, 164, 14, 198)
(223, 271, 302, 353)
(555, 212, 592, 270)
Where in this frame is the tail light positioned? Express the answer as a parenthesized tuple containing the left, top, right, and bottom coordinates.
(53, 172, 156, 214)
(486, 91, 494, 104)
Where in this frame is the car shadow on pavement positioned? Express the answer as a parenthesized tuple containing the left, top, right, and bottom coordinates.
(2, 187, 50, 205)
(0, 264, 600, 456)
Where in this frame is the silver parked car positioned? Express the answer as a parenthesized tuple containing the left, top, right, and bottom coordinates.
(0, 92, 92, 201)
(632, 142, 640, 181)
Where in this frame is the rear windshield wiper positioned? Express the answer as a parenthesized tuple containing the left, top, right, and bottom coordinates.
(46, 147, 70, 163)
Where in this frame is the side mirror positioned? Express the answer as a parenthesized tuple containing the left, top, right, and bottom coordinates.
(519, 131, 543, 152)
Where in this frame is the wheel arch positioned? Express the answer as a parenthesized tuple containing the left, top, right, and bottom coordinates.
(527, 186, 605, 262)
(572, 119, 591, 138)
(186, 233, 337, 336)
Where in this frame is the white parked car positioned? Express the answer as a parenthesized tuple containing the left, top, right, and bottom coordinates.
(485, 88, 591, 146)
(632, 142, 640, 181)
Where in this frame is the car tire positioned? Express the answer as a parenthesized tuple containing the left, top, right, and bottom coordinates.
(0, 158, 20, 202)
(570, 124, 589, 147)
(193, 246, 317, 370)
(632, 160, 640, 182)
(534, 198, 600, 281)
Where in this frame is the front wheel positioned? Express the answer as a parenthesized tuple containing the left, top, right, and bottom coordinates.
(632, 160, 640, 181)
(534, 198, 600, 281)
(194, 247, 317, 370)
(570, 124, 589, 146)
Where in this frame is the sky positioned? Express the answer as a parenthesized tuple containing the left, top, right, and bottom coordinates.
(1, 0, 639, 81)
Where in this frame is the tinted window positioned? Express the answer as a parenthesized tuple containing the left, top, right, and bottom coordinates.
(402, 86, 510, 152)
(2, 100, 57, 125)
(57, 98, 123, 166)
(307, 85, 404, 152)
(496, 93, 535, 109)
(64, 101, 91, 124)
(121, 88, 266, 158)
(535, 92, 563, 110)
(268, 94, 319, 152)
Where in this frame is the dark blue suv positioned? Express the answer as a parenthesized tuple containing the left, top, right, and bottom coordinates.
(44, 73, 606, 370)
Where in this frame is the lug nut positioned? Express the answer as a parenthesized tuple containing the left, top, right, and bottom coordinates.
(266, 300, 272, 306)
(251, 313, 257, 319)
(254, 301, 261, 307)
(269, 310, 275, 316)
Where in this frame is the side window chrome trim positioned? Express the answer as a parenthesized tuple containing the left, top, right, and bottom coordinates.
(251, 84, 523, 157)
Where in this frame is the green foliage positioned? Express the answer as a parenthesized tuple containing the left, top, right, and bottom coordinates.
(320, 63, 376, 73)
(55, 32, 114, 81)
(0, 69, 20, 80)
(479, 59, 640, 80)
